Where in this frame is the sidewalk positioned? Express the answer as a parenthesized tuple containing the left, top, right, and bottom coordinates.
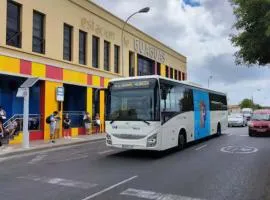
(0, 133, 106, 158)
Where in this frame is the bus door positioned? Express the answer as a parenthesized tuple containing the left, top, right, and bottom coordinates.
(193, 89, 210, 140)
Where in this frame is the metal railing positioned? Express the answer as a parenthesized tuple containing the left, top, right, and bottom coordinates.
(3, 114, 41, 132)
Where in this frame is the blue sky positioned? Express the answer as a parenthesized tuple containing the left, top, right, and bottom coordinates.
(183, 0, 200, 7)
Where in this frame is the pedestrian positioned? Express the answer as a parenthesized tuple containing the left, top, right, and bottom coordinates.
(94, 113, 100, 133)
(63, 113, 71, 139)
(0, 106, 7, 136)
(46, 111, 58, 143)
(83, 112, 92, 135)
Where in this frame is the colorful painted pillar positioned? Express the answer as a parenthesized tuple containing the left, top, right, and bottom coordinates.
(41, 80, 63, 140)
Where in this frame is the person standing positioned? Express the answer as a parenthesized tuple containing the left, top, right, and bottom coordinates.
(94, 113, 100, 133)
(83, 112, 91, 135)
(0, 106, 7, 136)
(48, 111, 58, 143)
(63, 114, 71, 139)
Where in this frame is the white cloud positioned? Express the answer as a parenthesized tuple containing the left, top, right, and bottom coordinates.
(93, 0, 270, 106)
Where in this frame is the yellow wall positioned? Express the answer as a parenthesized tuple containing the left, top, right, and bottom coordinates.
(0, 55, 20, 74)
(160, 64, 166, 77)
(43, 81, 63, 140)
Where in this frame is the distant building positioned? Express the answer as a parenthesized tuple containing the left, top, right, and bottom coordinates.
(228, 105, 241, 114)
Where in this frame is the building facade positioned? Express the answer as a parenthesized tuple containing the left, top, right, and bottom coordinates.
(0, 0, 187, 143)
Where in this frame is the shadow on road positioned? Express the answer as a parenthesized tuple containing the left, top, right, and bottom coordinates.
(106, 134, 223, 160)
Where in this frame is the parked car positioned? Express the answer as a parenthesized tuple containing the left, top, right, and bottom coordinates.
(228, 113, 247, 127)
(242, 108, 253, 121)
(248, 109, 270, 137)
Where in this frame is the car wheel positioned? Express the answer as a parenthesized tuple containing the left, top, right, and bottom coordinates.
(248, 129, 254, 137)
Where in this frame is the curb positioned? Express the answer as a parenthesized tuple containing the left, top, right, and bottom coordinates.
(0, 137, 105, 158)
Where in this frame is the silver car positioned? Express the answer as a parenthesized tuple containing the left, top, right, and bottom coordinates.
(228, 113, 247, 127)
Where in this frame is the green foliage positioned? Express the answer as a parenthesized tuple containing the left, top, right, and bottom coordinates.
(230, 0, 270, 65)
(239, 98, 253, 109)
(239, 98, 262, 109)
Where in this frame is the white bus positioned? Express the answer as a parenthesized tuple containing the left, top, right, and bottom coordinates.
(105, 75, 228, 151)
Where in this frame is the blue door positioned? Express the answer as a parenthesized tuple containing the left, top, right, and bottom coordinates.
(193, 89, 210, 140)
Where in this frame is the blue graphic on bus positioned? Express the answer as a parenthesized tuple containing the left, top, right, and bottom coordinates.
(193, 90, 210, 140)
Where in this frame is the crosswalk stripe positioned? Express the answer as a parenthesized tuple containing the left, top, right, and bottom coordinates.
(17, 175, 97, 189)
(121, 188, 205, 200)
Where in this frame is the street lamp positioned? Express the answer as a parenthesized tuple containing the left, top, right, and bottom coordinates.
(207, 75, 213, 88)
(252, 88, 261, 107)
(121, 7, 150, 76)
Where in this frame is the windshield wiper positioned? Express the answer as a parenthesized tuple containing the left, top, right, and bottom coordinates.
(137, 119, 150, 125)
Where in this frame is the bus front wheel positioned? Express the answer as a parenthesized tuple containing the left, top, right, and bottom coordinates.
(177, 131, 186, 150)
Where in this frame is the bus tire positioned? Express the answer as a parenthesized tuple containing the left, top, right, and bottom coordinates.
(217, 123, 221, 136)
(177, 130, 186, 150)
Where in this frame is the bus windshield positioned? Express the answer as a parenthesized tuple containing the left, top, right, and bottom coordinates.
(106, 79, 160, 121)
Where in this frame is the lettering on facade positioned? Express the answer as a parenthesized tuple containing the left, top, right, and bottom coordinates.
(134, 39, 166, 64)
(81, 18, 115, 41)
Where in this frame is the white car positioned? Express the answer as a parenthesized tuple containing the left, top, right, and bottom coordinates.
(228, 113, 247, 127)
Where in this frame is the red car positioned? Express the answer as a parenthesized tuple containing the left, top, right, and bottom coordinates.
(248, 109, 270, 136)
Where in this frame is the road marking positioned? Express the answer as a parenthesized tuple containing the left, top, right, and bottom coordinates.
(195, 145, 207, 151)
(240, 134, 249, 137)
(81, 176, 138, 200)
(220, 145, 258, 154)
(28, 154, 47, 164)
(17, 175, 97, 189)
(98, 149, 115, 154)
(121, 188, 205, 200)
(228, 133, 233, 136)
(57, 154, 88, 162)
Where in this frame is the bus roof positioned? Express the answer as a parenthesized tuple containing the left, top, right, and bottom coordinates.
(109, 75, 227, 96)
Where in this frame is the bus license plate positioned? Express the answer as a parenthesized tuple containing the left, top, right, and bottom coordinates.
(122, 145, 134, 149)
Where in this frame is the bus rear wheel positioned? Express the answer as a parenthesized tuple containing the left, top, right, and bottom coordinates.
(177, 132, 186, 150)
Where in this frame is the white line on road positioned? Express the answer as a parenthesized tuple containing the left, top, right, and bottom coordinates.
(28, 154, 47, 164)
(121, 188, 205, 200)
(57, 154, 88, 162)
(228, 133, 233, 136)
(195, 145, 207, 151)
(81, 176, 138, 200)
(17, 175, 97, 189)
(98, 149, 115, 155)
(240, 134, 249, 137)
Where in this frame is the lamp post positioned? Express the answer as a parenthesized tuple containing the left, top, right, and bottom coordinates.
(121, 7, 150, 76)
(252, 88, 261, 108)
(207, 75, 213, 88)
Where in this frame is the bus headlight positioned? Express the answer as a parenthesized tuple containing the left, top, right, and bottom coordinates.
(147, 134, 157, 147)
(106, 134, 112, 145)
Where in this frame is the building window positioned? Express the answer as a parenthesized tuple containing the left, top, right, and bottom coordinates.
(165, 66, 169, 77)
(114, 45, 120, 73)
(174, 69, 178, 80)
(32, 11, 45, 54)
(157, 63, 161, 75)
(170, 68, 174, 79)
(63, 24, 73, 61)
(129, 51, 135, 76)
(104, 41, 110, 71)
(92, 36, 99, 68)
(79, 30, 87, 65)
(182, 72, 186, 80)
(6, 0, 21, 48)
(137, 55, 155, 76)
(178, 71, 182, 81)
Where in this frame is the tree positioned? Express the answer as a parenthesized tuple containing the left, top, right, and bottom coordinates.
(239, 98, 253, 109)
(230, 0, 270, 66)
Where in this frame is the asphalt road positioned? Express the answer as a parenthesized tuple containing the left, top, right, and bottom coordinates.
(0, 127, 270, 200)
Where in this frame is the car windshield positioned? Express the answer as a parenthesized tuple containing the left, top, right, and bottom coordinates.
(229, 114, 242, 118)
(106, 79, 160, 121)
(252, 113, 270, 121)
